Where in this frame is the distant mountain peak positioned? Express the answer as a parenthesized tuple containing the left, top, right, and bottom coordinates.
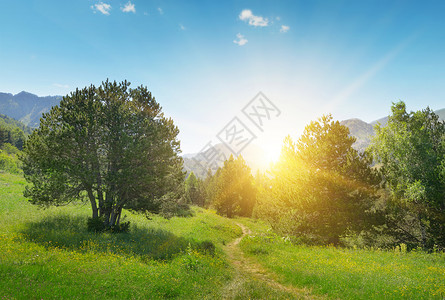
(16, 91, 35, 96)
(0, 91, 62, 127)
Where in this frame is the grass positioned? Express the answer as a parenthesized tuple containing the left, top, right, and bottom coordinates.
(238, 217, 445, 299)
(2, 171, 445, 299)
(0, 172, 240, 299)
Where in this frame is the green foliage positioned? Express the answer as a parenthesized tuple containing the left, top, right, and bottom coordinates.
(0, 113, 33, 134)
(210, 155, 257, 218)
(87, 216, 130, 233)
(196, 240, 216, 256)
(371, 101, 445, 249)
(21, 80, 187, 229)
(184, 172, 206, 206)
(0, 151, 20, 174)
(0, 114, 30, 150)
(256, 115, 381, 245)
(0, 143, 22, 174)
(86, 216, 106, 232)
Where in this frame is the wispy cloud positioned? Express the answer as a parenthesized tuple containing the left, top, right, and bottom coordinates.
(91, 2, 111, 15)
(280, 25, 290, 33)
(158, 7, 164, 15)
(121, 1, 136, 13)
(179, 24, 186, 30)
(239, 9, 268, 27)
(53, 83, 69, 89)
(233, 33, 248, 46)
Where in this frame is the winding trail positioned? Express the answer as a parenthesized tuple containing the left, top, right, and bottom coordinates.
(223, 222, 324, 299)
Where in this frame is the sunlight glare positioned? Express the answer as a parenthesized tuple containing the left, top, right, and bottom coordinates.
(260, 142, 281, 163)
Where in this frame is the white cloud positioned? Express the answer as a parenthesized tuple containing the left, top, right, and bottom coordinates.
(233, 33, 248, 46)
(158, 7, 164, 15)
(53, 83, 69, 89)
(179, 24, 186, 30)
(121, 1, 136, 13)
(91, 2, 111, 15)
(280, 25, 290, 33)
(239, 9, 268, 27)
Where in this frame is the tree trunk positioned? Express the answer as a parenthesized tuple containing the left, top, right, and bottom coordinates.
(116, 207, 122, 226)
(110, 210, 117, 227)
(419, 214, 426, 249)
(87, 188, 98, 219)
(102, 192, 112, 227)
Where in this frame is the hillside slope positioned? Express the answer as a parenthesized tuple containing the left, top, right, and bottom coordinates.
(343, 107, 445, 152)
(339, 118, 374, 152)
(0, 91, 62, 127)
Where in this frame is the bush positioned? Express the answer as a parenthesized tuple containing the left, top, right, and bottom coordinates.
(87, 216, 130, 233)
(110, 221, 131, 233)
(196, 240, 216, 256)
(0, 150, 21, 174)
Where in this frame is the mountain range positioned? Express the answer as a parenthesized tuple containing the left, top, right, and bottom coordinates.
(1, 91, 444, 177)
(0, 92, 62, 127)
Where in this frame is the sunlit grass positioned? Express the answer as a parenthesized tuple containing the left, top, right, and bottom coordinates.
(238, 218, 445, 299)
(0, 172, 240, 299)
(0, 231, 230, 299)
(4, 171, 444, 299)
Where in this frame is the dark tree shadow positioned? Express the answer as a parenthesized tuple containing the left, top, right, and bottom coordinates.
(21, 214, 214, 261)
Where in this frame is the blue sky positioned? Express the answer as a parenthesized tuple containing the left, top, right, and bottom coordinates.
(1, 0, 445, 156)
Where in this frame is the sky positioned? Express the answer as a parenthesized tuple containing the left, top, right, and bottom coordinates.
(1, 0, 445, 158)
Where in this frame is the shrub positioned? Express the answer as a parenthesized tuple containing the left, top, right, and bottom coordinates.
(87, 216, 130, 233)
(196, 240, 216, 256)
(0, 150, 21, 174)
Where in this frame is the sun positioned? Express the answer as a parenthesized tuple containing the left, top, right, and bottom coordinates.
(260, 142, 281, 164)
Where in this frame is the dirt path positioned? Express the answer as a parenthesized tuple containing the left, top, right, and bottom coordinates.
(223, 222, 323, 299)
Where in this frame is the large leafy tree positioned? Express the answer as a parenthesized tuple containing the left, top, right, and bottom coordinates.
(371, 101, 445, 248)
(256, 115, 380, 245)
(212, 155, 256, 218)
(21, 80, 185, 228)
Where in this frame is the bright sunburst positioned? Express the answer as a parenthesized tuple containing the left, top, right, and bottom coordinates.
(259, 142, 281, 164)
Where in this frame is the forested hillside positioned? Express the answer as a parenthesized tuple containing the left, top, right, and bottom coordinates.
(0, 114, 32, 150)
(0, 114, 30, 173)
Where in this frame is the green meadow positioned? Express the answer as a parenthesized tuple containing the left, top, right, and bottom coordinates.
(0, 172, 294, 299)
(1, 171, 445, 299)
(0, 172, 237, 299)
(239, 218, 445, 299)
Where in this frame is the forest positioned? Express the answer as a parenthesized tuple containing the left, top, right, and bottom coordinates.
(188, 102, 445, 251)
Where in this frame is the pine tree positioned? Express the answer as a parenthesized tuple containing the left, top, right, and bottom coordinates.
(212, 155, 256, 218)
(21, 80, 186, 230)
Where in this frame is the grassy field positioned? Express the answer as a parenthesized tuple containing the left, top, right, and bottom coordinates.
(2, 171, 445, 299)
(238, 218, 445, 299)
(0, 172, 242, 299)
(0, 172, 297, 299)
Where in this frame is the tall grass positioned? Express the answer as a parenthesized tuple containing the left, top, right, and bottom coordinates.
(238, 218, 445, 299)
